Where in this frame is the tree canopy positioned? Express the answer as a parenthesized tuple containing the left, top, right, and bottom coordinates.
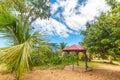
(81, 1, 120, 59)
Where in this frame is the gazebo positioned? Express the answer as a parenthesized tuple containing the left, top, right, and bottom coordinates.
(63, 44, 88, 71)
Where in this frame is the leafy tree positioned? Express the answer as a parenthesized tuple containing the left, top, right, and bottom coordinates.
(0, 0, 50, 24)
(32, 42, 64, 66)
(106, 0, 117, 9)
(0, 0, 50, 80)
(31, 44, 53, 66)
(81, 1, 120, 59)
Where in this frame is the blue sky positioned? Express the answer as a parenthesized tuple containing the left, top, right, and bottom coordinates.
(0, 0, 110, 47)
(45, 33, 84, 46)
(35, 0, 110, 46)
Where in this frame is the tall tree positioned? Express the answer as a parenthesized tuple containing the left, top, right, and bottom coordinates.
(81, 1, 120, 59)
(59, 42, 67, 50)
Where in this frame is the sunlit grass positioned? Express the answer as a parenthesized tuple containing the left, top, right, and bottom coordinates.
(116, 58, 120, 62)
(0, 64, 8, 73)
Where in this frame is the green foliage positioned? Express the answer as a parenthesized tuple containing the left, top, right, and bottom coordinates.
(106, 0, 117, 9)
(51, 56, 63, 65)
(0, 0, 51, 80)
(0, 64, 7, 73)
(0, 0, 50, 24)
(31, 45, 53, 66)
(81, 1, 120, 59)
(0, 41, 32, 80)
(0, 7, 16, 29)
(59, 42, 67, 50)
(31, 43, 64, 66)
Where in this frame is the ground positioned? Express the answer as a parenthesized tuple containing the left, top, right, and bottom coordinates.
(0, 62, 120, 80)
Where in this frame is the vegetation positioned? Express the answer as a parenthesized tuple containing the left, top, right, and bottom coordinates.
(0, 0, 50, 80)
(81, 0, 120, 60)
(59, 42, 67, 50)
(0, 0, 120, 80)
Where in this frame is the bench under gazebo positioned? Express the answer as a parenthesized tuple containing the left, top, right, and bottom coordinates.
(63, 44, 88, 71)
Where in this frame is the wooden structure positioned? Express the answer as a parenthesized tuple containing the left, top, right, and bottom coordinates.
(63, 44, 88, 71)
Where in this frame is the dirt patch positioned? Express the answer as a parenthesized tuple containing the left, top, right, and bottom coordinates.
(0, 64, 120, 80)
(24, 68, 120, 80)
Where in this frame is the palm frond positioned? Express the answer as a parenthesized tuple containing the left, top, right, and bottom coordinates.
(0, 40, 32, 80)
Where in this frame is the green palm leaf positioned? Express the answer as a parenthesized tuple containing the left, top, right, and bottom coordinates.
(0, 0, 51, 80)
(0, 40, 32, 80)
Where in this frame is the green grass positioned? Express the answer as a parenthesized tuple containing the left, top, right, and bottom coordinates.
(64, 60, 96, 68)
(0, 60, 97, 73)
(116, 58, 120, 62)
(77, 60, 96, 68)
(0, 64, 8, 73)
(37, 61, 96, 71)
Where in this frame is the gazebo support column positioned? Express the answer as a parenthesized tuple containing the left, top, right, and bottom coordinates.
(84, 51, 88, 71)
(68, 52, 69, 65)
(72, 53, 74, 71)
(76, 52, 79, 66)
(64, 52, 66, 67)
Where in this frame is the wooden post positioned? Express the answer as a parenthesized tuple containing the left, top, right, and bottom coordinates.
(84, 51, 88, 71)
(68, 52, 69, 65)
(77, 52, 79, 66)
(64, 52, 66, 67)
(72, 52, 74, 71)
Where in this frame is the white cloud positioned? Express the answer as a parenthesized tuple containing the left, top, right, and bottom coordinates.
(34, 0, 110, 37)
(63, 0, 110, 31)
(63, 0, 78, 16)
(34, 18, 71, 37)
(80, 0, 110, 17)
(117, 0, 120, 2)
(50, 2, 59, 14)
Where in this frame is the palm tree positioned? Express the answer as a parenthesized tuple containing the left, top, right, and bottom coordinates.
(0, 1, 50, 80)
(0, 8, 38, 80)
(59, 42, 67, 50)
(58, 42, 67, 56)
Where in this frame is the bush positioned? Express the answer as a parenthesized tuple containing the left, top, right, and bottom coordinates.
(51, 56, 63, 65)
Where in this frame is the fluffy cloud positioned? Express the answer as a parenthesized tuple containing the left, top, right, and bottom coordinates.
(34, 18, 71, 37)
(34, 0, 110, 37)
(117, 0, 120, 2)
